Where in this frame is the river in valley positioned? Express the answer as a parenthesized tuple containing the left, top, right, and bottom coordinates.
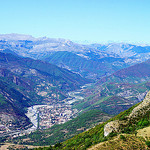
(2, 84, 92, 138)
(26, 83, 92, 132)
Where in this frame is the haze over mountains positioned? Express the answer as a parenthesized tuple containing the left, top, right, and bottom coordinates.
(1, 34, 150, 80)
(0, 33, 150, 149)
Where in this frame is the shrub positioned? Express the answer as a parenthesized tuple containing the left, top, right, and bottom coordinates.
(120, 135, 126, 141)
(146, 141, 150, 148)
(54, 143, 62, 148)
(108, 132, 117, 137)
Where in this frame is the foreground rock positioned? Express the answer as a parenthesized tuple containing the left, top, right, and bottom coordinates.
(104, 91, 150, 137)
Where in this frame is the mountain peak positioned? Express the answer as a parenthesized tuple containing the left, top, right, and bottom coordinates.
(0, 33, 36, 41)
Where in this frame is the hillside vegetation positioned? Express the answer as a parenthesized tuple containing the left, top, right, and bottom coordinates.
(0, 52, 90, 105)
(89, 134, 150, 150)
(35, 91, 150, 150)
(73, 81, 149, 115)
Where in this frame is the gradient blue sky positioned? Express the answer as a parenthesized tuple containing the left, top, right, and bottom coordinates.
(0, 0, 150, 44)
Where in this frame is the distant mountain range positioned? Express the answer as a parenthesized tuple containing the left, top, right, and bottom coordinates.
(1, 33, 150, 79)
(98, 58, 150, 84)
(44, 51, 125, 79)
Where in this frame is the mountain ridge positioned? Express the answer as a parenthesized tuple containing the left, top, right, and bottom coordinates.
(0, 51, 90, 133)
(74, 58, 150, 115)
(1, 34, 150, 80)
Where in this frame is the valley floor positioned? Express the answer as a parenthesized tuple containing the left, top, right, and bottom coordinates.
(26, 84, 90, 130)
(0, 84, 91, 144)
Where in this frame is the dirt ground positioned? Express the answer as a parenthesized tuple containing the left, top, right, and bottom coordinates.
(137, 126, 150, 139)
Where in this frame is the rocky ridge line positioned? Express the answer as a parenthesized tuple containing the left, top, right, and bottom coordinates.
(104, 91, 150, 136)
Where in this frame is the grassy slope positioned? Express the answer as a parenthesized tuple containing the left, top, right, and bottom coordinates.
(73, 82, 149, 115)
(72, 59, 150, 117)
(89, 134, 150, 150)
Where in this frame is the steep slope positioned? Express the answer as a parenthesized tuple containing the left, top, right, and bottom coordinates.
(44, 51, 126, 79)
(37, 90, 150, 150)
(0, 52, 90, 134)
(0, 80, 32, 132)
(0, 52, 90, 104)
(89, 134, 150, 150)
(72, 81, 148, 115)
(88, 92, 150, 150)
(98, 58, 150, 84)
(72, 59, 150, 115)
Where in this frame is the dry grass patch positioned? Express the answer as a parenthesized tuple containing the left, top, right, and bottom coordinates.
(88, 134, 150, 150)
(137, 126, 150, 139)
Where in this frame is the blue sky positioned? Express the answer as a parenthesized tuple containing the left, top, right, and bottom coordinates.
(0, 0, 150, 44)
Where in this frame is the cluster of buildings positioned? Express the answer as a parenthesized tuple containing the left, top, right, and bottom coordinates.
(37, 104, 78, 129)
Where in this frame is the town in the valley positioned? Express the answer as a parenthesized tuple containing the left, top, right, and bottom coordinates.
(37, 104, 78, 129)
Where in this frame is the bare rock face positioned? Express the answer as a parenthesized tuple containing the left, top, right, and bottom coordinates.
(129, 91, 150, 120)
(104, 91, 150, 137)
(104, 120, 120, 136)
(137, 91, 147, 102)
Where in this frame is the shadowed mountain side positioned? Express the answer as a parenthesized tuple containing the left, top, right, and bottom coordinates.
(97, 59, 150, 85)
(0, 52, 91, 94)
(72, 59, 150, 116)
(0, 80, 32, 130)
(44, 51, 125, 79)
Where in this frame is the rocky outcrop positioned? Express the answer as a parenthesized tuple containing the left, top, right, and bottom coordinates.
(104, 91, 150, 136)
(104, 120, 120, 136)
(129, 91, 150, 120)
